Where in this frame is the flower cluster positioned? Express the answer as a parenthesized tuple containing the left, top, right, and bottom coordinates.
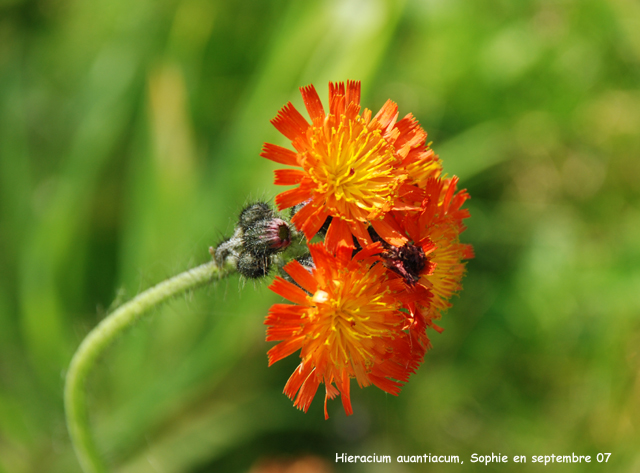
(259, 81, 472, 418)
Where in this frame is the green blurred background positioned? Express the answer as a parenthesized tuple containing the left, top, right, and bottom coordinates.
(1, 0, 639, 471)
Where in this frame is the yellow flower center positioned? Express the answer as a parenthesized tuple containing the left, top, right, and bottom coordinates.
(308, 267, 399, 372)
(304, 116, 399, 222)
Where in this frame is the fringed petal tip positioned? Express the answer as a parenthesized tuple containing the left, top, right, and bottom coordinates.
(292, 203, 328, 242)
(274, 169, 304, 186)
(268, 277, 309, 306)
(261, 142, 298, 166)
(463, 244, 475, 260)
(271, 102, 309, 141)
(324, 383, 340, 419)
(300, 84, 325, 123)
(293, 374, 321, 414)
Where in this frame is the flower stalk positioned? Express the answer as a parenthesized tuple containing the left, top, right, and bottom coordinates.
(64, 260, 232, 473)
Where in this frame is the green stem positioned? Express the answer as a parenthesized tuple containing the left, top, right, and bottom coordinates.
(64, 260, 232, 473)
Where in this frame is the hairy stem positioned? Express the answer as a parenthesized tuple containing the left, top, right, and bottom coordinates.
(64, 260, 232, 473)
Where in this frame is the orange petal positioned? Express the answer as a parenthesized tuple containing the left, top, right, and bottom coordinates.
(329, 81, 346, 116)
(271, 102, 310, 141)
(283, 260, 318, 294)
(261, 143, 298, 166)
(396, 210, 419, 241)
(274, 169, 305, 186)
(292, 203, 328, 241)
(373, 99, 398, 130)
(324, 218, 355, 253)
(428, 321, 445, 334)
(345, 80, 361, 107)
(265, 304, 306, 330)
(307, 243, 333, 271)
(443, 176, 459, 212)
(265, 303, 306, 320)
(300, 84, 325, 124)
(301, 213, 330, 242)
(324, 383, 340, 420)
(396, 183, 425, 203)
(345, 101, 361, 120)
(267, 337, 305, 365)
(368, 373, 402, 395)
(268, 277, 310, 306)
(337, 371, 353, 416)
(335, 245, 354, 262)
(370, 215, 408, 247)
(266, 325, 301, 341)
(376, 359, 412, 383)
(394, 114, 427, 149)
(284, 362, 314, 399)
(294, 372, 321, 413)
(463, 244, 475, 259)
(352, 242, 383, 261)
(348, 220, 373, 247)
(275, 186, 310, 209)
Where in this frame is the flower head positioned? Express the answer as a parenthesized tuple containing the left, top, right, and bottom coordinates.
(265, 243, 418, 418)
(262, 81, 440, 253)
(383, 176, 473, 350)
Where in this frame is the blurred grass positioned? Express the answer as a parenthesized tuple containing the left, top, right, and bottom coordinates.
(1, 0, 639, 472)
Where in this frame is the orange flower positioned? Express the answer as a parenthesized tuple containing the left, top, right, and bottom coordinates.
(414, 177, 474, 318)
(382, 176, 473, 351)
(262, 81, 440, 253)
(265, 243, 418, 419)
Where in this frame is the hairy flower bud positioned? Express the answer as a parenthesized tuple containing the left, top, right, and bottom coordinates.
(211, 201, 298, 279)
(212, 226, 243, 268)
(237, 250, 271, 279)
(243, 217, 291, 257)
(238, 202, 274, 230)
